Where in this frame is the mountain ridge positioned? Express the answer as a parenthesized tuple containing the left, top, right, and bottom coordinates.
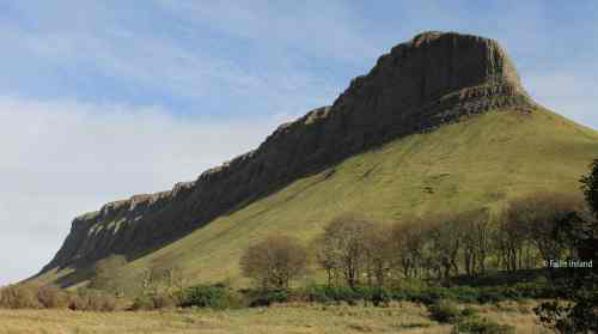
(42, 31, 537, 276)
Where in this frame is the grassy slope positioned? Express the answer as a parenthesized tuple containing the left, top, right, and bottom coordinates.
(42, 107, 598, 287)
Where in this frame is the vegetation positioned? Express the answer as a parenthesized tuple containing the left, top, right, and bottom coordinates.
(451, 317, 515, 334)
(0, 301, 546, 334)
(581, 158, 598, 217)
(11, 111, 598, 332)
(35, 109, 598, 288)
(179, 284, 230, 309)
(0, 283, 118, 311)
(427, 300, 463, 324)
(532, 159, 598, 333)
(88, 255, 128, 296)
(239, 235, 307, 290)
(316, 214, 375, 288)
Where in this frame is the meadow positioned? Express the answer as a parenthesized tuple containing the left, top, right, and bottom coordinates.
(0, 301, 548, 334)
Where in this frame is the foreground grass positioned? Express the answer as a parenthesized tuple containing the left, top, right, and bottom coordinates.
(0, 301, 550, 334)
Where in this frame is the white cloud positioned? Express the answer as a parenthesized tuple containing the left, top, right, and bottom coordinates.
(0, 97, 280, 285)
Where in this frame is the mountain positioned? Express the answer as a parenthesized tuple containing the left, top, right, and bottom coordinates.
(36, 32, 598, 287)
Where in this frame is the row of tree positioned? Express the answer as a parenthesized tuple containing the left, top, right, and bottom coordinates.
(240, 192, 596, 290)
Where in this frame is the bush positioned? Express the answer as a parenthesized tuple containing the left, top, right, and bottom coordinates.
(427, 300, 463, 324)
(131, 293, 178, 310)
(36, 285, 67, 309)
(371, 288, 391, 306)
(452, 318, 515, 334)
(180, 284, 229, 309)
(249, 290, 289, 307)
(130, 295, 154, 310)
(0, 284, 41, 309)
(68, 289, 118, 311)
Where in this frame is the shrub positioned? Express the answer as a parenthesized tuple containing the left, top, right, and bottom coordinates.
(249, 290, 289, 307)
(452, 317, 515, 334)
(130, 295, 154, 310)
(427, 300, 462, 324)
(180, 284, 229, 309)
(0, 284, 41, 309)
(461, 307, 477, 317)
(36, 285, 67, 308)
(131, 292, 178, 310)
(68, 289, 118, 311)
(451, 286, 482, 303)
(408, 287, 454, 305)
(371, 288, 391, 306)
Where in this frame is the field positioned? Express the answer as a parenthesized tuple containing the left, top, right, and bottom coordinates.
(0, 301, 549, 334)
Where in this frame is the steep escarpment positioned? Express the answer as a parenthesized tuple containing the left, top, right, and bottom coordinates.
(41, 32, 533, 273)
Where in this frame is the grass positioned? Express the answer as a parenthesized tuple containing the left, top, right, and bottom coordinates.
(37, 107, 598, 288)
(0, 301, 550, 334)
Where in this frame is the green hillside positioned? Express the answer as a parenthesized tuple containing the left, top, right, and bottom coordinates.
(39, 106, 597, 288)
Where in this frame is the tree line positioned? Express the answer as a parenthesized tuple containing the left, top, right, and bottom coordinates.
(241, 192, 596, 291)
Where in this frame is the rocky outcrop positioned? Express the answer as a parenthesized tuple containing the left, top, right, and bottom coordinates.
(41, 32, 534, 273)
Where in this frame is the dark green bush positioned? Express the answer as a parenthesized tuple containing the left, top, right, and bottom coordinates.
(452, 317, 515, 334)
(371, 288, 391, 306)
(180, 284, 229, 309)
(450, 286, 482, 303)
(249, 290, 289, 307)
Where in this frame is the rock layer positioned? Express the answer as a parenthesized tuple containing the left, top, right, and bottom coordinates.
(41, 32, 533, 273)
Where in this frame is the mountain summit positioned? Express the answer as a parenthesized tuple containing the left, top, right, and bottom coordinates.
(40, 32, 585, 285)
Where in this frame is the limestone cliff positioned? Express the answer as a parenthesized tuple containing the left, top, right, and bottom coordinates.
(41, 32, 533, 273)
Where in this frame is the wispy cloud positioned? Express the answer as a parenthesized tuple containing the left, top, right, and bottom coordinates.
(157, 0, 380, 62)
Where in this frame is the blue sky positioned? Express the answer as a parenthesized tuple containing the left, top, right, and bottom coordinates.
(0, 0, 597, 285)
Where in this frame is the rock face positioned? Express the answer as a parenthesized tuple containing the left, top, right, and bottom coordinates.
(41, 32, 533, 274)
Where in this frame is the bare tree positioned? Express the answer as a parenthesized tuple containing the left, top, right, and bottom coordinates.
(240, 235, 308, 290)
(318, 214, 374, 288)
(421, 214, 464, 282)
(314, 235, 340, 287)
(389, 219, 428, 279)
(458, 208, 491, 277)
(363, 223, 392, 288)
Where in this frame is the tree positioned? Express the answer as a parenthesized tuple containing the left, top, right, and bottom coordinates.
(581, 158, 598, 218)
(89, 255, 127, 295)
(317, 214, 374, 288)
(426, 214, 463, 282)
(458, 208, 491, 277)
(499, 193, 583, 269)
(362, 224, 392, 288)
(534, 164, 598, 333)
(314, 235, 340, 287)
(240, 235, 308, 290)
(389, 219, 428, 279)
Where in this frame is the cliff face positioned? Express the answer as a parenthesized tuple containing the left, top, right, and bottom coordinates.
(42, 32, 533, 273)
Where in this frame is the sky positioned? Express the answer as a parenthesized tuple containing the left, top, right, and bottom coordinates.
(0, 0, 597, 285)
